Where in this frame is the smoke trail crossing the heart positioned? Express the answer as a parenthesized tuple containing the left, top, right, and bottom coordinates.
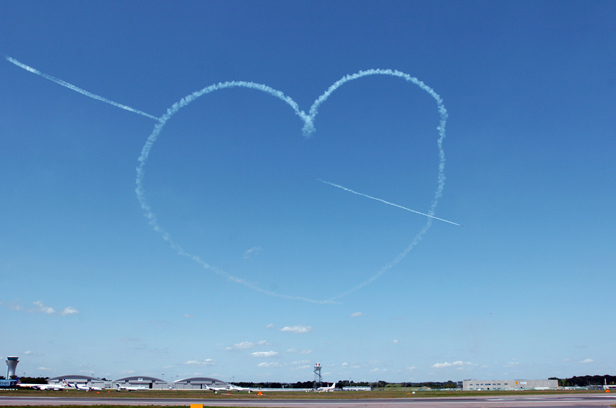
(319, 179, 461, 226)
(6, 56, 451, 303)
(5, 56, 159, 120)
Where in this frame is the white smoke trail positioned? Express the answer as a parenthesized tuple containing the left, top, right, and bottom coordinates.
(6, 56, 450, 303)
(135, 81, 335, 304)
(319, 179, 461, 227)
(137, 71, 448, 303)
(5, 56, 159, 120)
(305, 70, 448, 301)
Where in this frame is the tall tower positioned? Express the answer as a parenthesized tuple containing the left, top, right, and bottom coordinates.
(313, 362, 322, 390)
(6, 357, 19, 378)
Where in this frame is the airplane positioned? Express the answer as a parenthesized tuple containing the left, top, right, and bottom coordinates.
(16, 378, 65, 391)
(115, 383, 149, 391)
(206, 383, 252, 392)
(316, 382, 336, 392)
(229, 384, 252, 392)
(62, 380, 102, 391)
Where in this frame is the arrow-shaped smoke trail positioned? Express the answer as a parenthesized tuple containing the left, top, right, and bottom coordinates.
(5, 56, 159, 121)
(319, 179, 461, 227)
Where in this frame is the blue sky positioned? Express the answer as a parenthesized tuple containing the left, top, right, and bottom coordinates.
(1, 0, 614, 383)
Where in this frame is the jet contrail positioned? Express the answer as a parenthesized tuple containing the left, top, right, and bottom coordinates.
(6, 56, 451, 303)
(5, 56, 159, 121)
(319, 179, 461, 227)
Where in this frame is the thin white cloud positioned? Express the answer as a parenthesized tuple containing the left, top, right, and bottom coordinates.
(406, 366, 417, 371)
(37, 367, 53, 371)
(291, 364, 311, 370)
(370, 368, 387, 373)
(226, 340, 268, 350)
(251, 351, 278, 358)
(258, 362, 281, 368)
(32, 301, 55, 314)
(290, 360, 311, 366)
(341, 362, 348, 367)
(184, 314, 194, 318)
(184, 359, 215, 365)
(279, 325, 313, 334)
(580, 358, 594, 364)
(266, 323, 275, 329)
(391, 339, 399, 344)
(0, 300, 24, 311)
(286, 348, 312, 354)
(432, 360, 472, 368)
(243, 246, 262, 259)
(61, 306, 79, 315)
(350, 312, 364, 317)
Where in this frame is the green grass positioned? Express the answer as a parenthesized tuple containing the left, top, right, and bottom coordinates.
(0, 388, 606, 400)
(0, 406, 249, 408)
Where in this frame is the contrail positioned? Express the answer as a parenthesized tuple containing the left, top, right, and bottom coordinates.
(319, 179, 461, 227)
(5, 56, 159, 120)
(6, 56, 452, 303)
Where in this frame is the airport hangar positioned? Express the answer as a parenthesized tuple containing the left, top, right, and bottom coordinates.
(48, 375, 109, 389)
(48, 375, 230, 390)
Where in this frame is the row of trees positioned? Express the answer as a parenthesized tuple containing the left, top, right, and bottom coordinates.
(549, 375, 616, 387)
(0, 376, 48, 384)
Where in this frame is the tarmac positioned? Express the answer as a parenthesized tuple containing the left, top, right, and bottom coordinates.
(1, 394, 616, 408)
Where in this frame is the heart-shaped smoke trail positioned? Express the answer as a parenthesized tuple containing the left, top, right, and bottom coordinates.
(6, 57, 450, 304)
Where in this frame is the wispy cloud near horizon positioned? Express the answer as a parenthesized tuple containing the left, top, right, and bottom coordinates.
(279, 325, 313, 334)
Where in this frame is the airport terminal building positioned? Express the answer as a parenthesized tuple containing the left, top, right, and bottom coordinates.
(463, 379, 558, 390)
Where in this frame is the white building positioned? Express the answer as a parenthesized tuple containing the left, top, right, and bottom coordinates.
(463, 379, 558, 390)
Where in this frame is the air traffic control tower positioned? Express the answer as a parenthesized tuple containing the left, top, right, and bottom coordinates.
(6, 357, 18, 378)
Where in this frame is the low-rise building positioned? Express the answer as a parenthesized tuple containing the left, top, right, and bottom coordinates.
(463, 379, 558, 390)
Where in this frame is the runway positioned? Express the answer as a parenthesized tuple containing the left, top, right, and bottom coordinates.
(1, 394, 615, 408)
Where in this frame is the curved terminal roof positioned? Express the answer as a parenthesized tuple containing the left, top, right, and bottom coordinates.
(115, 376, 165, 383)
(49, 375, 101, 381)
(175, 377, 227, 385)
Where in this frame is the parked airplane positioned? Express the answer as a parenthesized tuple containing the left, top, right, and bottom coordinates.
(16, 378, 65, 391)
(317, 382, 336, 392)
(115, 383, 148, 391)
(62, 380, 101, 391)
(206, 383, 251, 392)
